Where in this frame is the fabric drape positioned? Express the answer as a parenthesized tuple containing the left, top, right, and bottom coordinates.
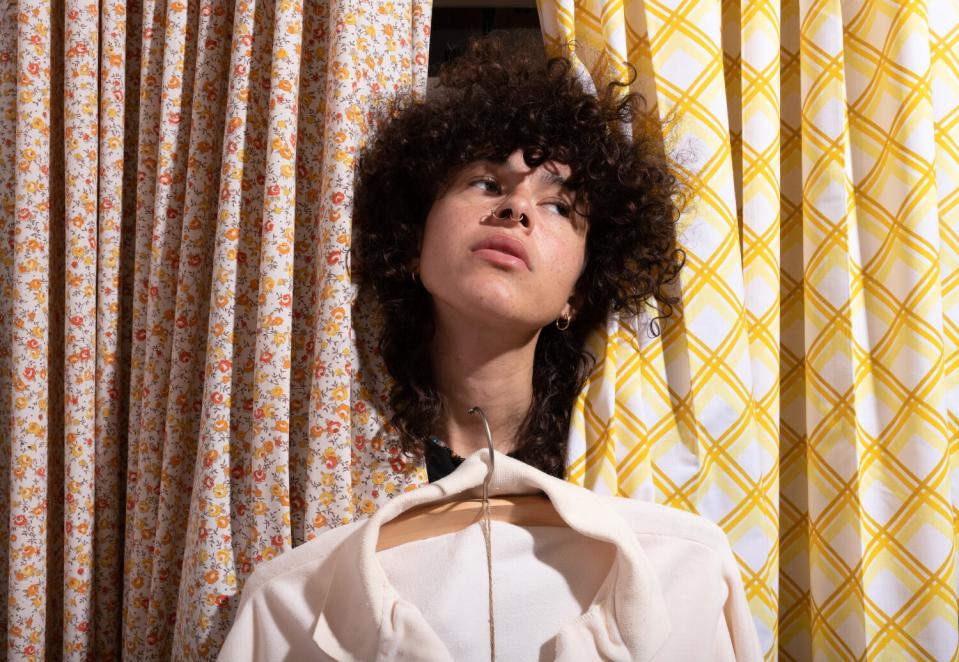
(536, 0, 959, 659)
(0, 0, 430, 658)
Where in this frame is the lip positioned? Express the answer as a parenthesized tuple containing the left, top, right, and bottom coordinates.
(470, 234, 531, 270)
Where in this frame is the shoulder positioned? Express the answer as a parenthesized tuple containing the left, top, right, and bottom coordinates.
(218, 521, 365, 660)
(597, 496, 763, 659)
(598, 495, 733, 555)
(237, 520, 360, 603)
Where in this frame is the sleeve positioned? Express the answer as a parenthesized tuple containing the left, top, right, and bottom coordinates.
(216, 593, 263, 662)
(214, 538, 346, 661)
(216, 579, 335, 662)
(716, 539, 764, 662)
(215, 559, 291, 662)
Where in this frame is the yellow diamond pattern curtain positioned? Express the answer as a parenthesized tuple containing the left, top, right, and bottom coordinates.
(537, 0, 959, 659)
(0, 0, 430, 659)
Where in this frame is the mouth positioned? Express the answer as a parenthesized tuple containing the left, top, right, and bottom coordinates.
(470, 234, 531, 270)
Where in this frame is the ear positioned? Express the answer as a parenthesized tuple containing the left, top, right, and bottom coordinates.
(564, 287, 584, 321)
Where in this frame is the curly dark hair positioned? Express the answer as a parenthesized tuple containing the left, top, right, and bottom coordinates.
(351, 37, 685, 477)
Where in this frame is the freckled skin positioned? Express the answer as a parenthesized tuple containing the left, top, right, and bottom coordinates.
(419, 150, 587, 333)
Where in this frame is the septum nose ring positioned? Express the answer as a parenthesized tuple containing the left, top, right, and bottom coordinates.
(490, 206, 529, 227)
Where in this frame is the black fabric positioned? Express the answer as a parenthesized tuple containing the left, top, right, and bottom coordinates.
(425, 438, 465, 482)
(425, 437, 526, 482)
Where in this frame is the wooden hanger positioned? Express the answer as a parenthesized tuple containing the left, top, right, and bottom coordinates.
(377, 407, 567, 552)
(377, 494, 565, 551)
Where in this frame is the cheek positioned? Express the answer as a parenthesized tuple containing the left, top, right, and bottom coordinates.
(418, 221, 449, 276)
(418, 206, 444, 262)
(418, 208, 465, 290)
(548, 234, 587, 286)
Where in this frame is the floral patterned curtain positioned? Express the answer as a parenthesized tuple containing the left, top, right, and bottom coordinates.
(536, 0, 959, 659)
(0, 0, 430, 658)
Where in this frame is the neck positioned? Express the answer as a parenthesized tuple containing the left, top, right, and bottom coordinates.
(430, 312, 539, 457)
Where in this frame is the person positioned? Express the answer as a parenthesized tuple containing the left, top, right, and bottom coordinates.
(217, 37, 764, 661)
(351, 37, 684, 481)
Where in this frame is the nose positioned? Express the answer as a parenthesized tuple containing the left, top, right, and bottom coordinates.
(490, 191, 533, 229)
(491, 206, 529, 227)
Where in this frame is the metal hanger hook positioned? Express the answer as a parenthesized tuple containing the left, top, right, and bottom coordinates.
(468, 406, 495, 501)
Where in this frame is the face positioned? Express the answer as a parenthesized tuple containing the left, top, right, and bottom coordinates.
(418, 150, 587, 334)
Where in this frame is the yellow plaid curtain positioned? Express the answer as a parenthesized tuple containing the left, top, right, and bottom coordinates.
(538, 0, 959, 659)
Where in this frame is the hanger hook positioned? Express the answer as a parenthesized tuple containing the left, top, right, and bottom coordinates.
(468, 406, 495, 500)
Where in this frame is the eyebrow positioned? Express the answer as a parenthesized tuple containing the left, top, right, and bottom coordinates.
(538, 170, 569, 189)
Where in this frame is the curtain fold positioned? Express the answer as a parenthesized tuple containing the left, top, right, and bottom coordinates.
(0, 0, 430, 658)
(537, 0, 959, 659)
(5, 0, 58, 657)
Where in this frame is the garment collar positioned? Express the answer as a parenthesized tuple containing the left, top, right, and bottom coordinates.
(312, 450, 672, 660)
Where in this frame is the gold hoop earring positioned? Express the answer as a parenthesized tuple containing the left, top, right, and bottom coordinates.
(555, 313, 571, 331)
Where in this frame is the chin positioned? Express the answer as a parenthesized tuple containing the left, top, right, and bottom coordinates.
(426, 273, 550, 331)
(464, 295, 521, 323)
(436, 291, 529, 330)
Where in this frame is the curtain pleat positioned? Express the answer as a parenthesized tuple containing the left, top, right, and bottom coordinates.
(62, 0, 100, 652)
(737, 0, 781, 641)
(92, 0, 129, 656)
(7, 0, 54, 657)
(0, 0, 15, 643)
(778, 0, 808, 655)
(936, 3, 959, 611)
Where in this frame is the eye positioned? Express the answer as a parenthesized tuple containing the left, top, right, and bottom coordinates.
(470, 177, 501, 194)
(543, 200, 572, 218)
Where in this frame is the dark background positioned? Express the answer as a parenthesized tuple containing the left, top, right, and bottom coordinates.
(428, 1, 541, 78)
